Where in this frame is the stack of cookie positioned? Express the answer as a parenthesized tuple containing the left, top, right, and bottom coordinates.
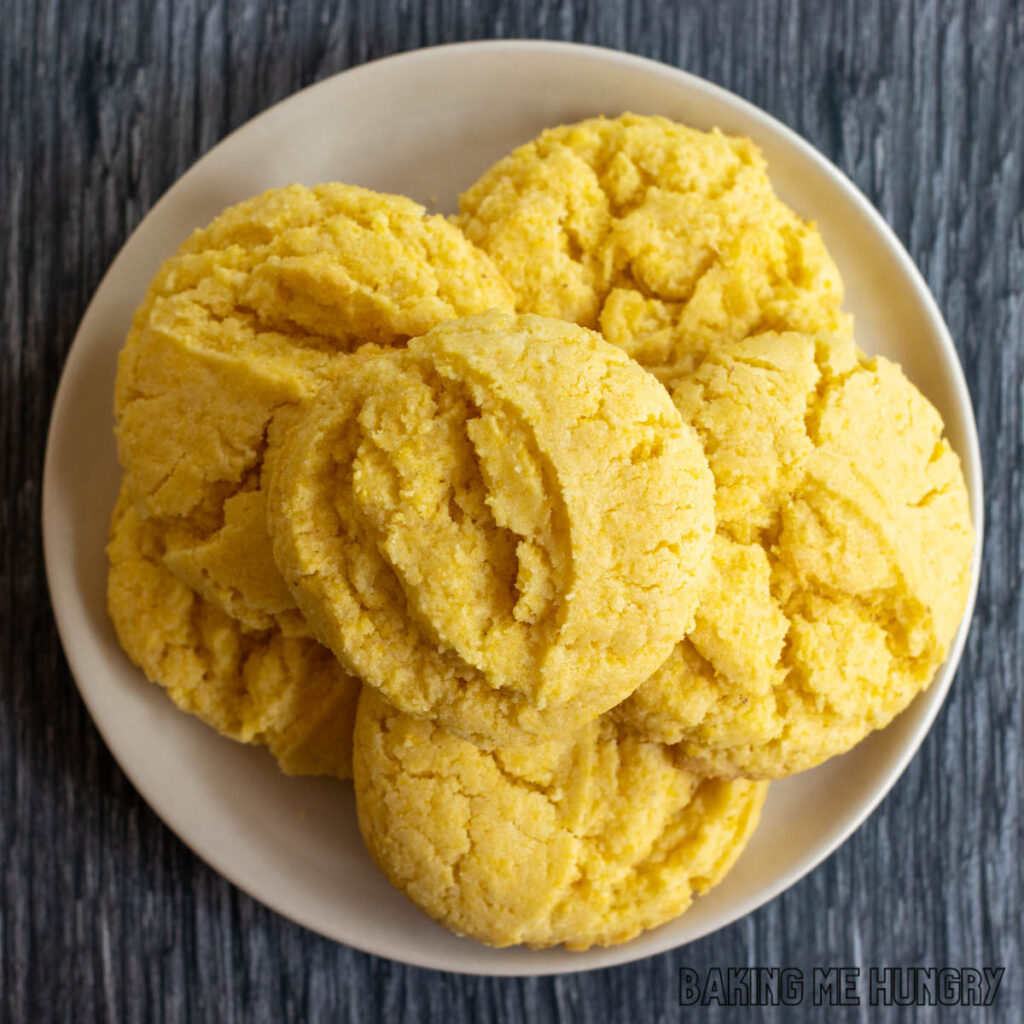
(108, 115, 974, 950)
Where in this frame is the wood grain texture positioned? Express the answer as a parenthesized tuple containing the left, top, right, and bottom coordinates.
(2, 0, 1021, 1020)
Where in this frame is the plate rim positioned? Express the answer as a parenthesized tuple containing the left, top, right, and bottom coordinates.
(42, 38, 985, 976)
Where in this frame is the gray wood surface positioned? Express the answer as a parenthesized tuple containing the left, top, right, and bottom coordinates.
(2, 0, 1022, 1020)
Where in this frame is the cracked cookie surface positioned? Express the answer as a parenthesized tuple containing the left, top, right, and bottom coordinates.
(616, 331, 975, 778)
(457, 113, 850, 375)
(269, 311, 715, 748)
(353, 687, 767, 949)
(114, 183, 515, 633)
(107, 488, 360, 778)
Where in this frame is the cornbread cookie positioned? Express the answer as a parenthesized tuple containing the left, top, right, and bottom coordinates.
(107, 489, 360, 778)
(114, 182, 515, 632)
(617, 332, 975, 778)
(269, 311, 715, 748)
(353, 688, 767, 949)
(457, 113, 849, 373)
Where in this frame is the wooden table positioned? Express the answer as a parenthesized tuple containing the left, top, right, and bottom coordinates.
(2, 1, 1021, 1019)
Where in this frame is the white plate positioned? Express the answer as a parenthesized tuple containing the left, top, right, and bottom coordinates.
(42, 40, 983, 975)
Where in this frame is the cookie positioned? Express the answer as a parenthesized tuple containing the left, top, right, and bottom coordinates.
(616, 332, 975, 778)
(353, 688, 766, 949)
(107, 488, 360, 778)
(114, 182, 515, 632)
(457, 113, 849, 374)
(269, 311, 715, 748)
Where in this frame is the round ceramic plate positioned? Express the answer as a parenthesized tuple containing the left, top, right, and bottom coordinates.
(43, 40, 983, 975)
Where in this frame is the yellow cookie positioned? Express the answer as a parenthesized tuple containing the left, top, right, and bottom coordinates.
(107, 488, 360, 777)
(353, 688, 766, 949)
(617, 332, 975, 778)
(114, 182, 515, 632)
(269, 311, 715, 748)
(457, 113, 849, 373)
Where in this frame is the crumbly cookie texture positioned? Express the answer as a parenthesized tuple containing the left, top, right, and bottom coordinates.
(114, 182, 515, 631)
(353, 688, 767, 949)
(457, 113, 849, 375)
(616, 331, 975, 778)
(269, 310, 715, 748)
(107, 489, 360, 778)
